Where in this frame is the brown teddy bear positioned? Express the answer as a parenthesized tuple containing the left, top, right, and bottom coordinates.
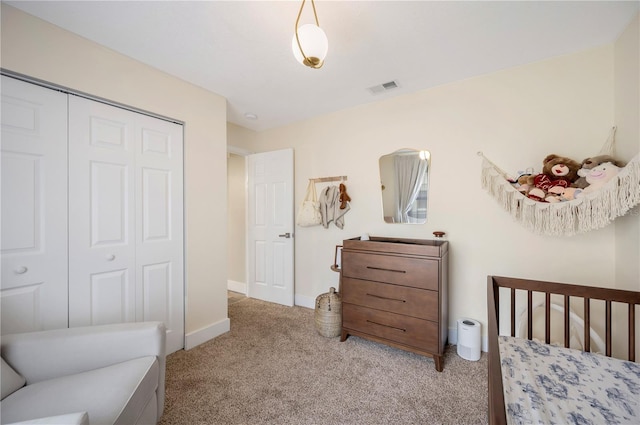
(573, 155, 626, 189)
(523, 154, 581, 202)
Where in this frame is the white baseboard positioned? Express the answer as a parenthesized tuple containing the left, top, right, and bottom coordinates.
(294, 293, 315, 309)
(184, 318, 230, 350)
(228, 280, 246, 294)
(448, 326, 488, 352)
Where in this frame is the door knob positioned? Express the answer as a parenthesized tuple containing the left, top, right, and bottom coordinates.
(106, 254, 116, 261)
(278, 233, 292, 238)
(15, 266, 28, 274)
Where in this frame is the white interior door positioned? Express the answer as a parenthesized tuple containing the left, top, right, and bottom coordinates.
(247, 149, 294, 306)
(68, 96, 184, 353)
(1, 76, 69, 334)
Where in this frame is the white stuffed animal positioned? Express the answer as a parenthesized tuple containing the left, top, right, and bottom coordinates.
(576, 162, 621, 196)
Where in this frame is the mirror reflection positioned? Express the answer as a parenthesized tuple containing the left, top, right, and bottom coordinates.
(379, 149, 430, 224)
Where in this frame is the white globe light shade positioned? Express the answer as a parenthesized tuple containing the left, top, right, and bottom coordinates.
(292, 24, 328, 67)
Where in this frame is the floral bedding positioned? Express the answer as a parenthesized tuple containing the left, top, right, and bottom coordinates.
(499, 335, 640, 425)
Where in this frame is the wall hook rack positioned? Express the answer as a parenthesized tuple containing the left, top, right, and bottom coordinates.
(310, 176, 348, 183)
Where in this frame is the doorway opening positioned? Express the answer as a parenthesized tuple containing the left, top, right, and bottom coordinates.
(227, 151, 248, 296)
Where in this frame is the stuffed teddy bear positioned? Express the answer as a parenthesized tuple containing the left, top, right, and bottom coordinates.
(516, 174, 533, 195)
(557, 187, 582, 202)
(509, 171, 535, 195)
(523, 154, 581, 202)
(574, 155, 626, 189)
(544, 187, 583, 203)
(575, 162, 621, 196)
(338, 183, 351, 209)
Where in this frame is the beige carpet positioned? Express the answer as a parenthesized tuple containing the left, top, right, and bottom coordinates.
(159, 297, 488, 425)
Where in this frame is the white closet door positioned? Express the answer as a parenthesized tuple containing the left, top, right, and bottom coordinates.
(1, 76, 69, 334)
(135, 113, 184, 354)
(68, 96, 137, 327)
(68, 96, 184, 353)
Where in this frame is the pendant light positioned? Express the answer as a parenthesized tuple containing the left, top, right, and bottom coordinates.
(292, 0, 328, 69)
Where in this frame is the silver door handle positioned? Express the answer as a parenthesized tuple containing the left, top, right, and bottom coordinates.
(15, 266, 28, 274)
(278, 233, 291, 238)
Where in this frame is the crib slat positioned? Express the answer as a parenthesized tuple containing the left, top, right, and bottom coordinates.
(527, 290, 533, 340)
(629, 304, 635, 362)
(494, 284, 501, 334)
(564, 295, 570, 348)
(584, 298, 591, 352)
(606, 300, 612, 357)
(545, 292, 551, 344)
(510, 288, 516, 337)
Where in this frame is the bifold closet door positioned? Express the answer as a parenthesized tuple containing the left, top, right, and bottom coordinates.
(68, 96, 184, 353)
(1, 76, 69, 334)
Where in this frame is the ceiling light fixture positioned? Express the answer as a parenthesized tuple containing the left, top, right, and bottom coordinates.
(292, 0, 328, 69)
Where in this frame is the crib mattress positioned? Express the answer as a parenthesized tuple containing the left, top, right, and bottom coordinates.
(499, 335, 640, 425)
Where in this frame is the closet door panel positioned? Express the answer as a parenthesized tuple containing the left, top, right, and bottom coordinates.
(69, 96, 184, 353)
(1, 76, 68, 334)
(136, 114, 184, 354)
(69, 96, 136, 326)
(89, 269, 132, 325)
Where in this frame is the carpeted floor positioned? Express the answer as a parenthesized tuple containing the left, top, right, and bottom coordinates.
(159, 297, 488, 425)
(227, 291, 246, 306)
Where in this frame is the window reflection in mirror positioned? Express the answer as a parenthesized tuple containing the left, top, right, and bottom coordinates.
(379, 149, 430, 224)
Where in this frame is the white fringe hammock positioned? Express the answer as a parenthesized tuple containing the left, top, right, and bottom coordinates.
(479, 132, 640, 237)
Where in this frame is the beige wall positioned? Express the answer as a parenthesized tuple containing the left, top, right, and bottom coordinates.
(1, 4, 229, 347)
(228, 123, 258, 152)
(613, 13, 640, 357)
(614, 13, 640, 291)
(234, 45, 619, 345)
(227, 153, 247, 286)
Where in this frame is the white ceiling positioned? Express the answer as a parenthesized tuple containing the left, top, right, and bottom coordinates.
(6, 1, 639, 131)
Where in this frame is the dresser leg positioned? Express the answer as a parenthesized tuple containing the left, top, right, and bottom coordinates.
(434, 355, 444, 372)
(340, 330, 349, 342)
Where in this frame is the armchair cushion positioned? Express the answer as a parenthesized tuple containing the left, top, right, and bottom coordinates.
(1, 322, 165, 425)
(1, 358, 25, 400)
(1, 356, 158, 425)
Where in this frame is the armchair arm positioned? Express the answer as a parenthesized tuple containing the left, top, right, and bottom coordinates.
(6, 412, 89, 425)
(1, 322, 165, 384)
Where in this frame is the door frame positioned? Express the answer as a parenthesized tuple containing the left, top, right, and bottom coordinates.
(227, 145, 252, 296)
(227, 146, 295, 306)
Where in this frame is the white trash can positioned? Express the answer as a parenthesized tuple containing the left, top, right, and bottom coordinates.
(457, 318, 481, 361)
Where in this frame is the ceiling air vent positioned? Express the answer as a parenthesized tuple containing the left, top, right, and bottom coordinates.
(368, 80, 400, 95)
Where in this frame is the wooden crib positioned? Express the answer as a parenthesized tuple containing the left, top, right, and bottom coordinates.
(487, 275, 640, 424)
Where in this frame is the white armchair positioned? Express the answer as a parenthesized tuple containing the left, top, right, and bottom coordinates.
(1, 322, 166, 425)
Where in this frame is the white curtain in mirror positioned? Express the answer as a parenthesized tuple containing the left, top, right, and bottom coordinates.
(394, 154, 428, 223)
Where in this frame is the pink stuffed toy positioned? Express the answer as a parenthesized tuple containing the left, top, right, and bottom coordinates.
(576, 162, 621, 196)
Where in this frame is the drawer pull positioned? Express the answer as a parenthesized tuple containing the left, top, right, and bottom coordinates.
(366, 293, 406, 303)
(366, 320, 406, 332)
(366, 266, 406, 274)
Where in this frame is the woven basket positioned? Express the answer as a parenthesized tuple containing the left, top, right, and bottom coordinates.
(314, 287, 342, 338)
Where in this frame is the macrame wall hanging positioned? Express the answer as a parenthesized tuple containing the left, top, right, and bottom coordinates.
(479, 127, 640, 237)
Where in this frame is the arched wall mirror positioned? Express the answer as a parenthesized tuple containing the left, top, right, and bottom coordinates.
(379, 149, 430, 224)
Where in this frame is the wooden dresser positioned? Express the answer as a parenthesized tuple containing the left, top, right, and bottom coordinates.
(340, 236, 449, 371)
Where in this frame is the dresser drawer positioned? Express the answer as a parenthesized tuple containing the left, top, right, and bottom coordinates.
(343, 304, 438, 353)
(342, 278, 438, 321)
(342, 251, 439, 290)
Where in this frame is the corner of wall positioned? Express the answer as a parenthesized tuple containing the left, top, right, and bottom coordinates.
(614, 12, 640, 289)
(184, 318, 231, 350)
